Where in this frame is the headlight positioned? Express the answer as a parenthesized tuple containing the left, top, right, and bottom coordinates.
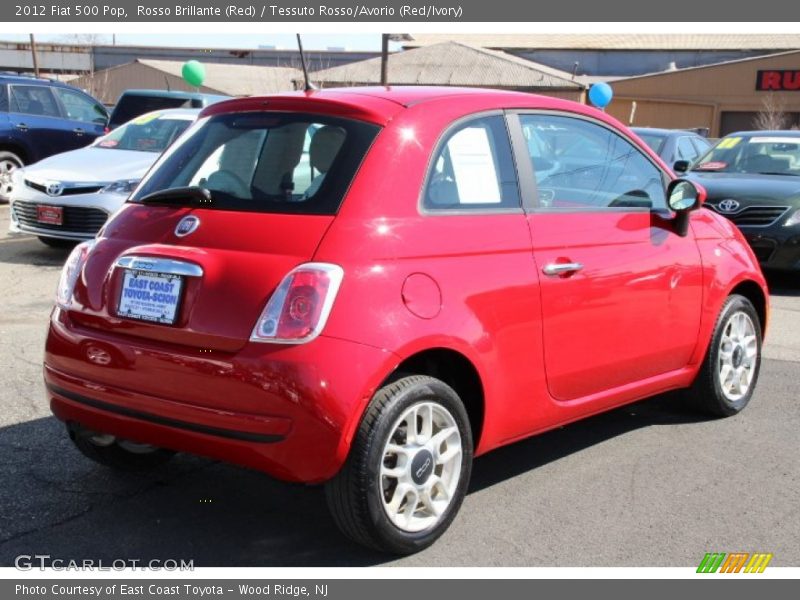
(784, 208, 800, 227)
(101, 179, 139, 195)
(56, 240, 96, 309)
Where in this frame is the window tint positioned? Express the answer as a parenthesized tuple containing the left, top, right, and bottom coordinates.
(110, 96, 192, 128)
(9, 85, 61, 117)
(519, 114, 667, 210)
(0, 84, 8, 113)
(690, 136, 711, 156)
(676, 136, 699, 161)
(53, 87, 107, 124)
(424, 115, 519, 211)
(94, 114, 193, 153)
(132, 112, 379, 215)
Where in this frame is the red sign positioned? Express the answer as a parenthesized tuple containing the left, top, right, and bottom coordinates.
(757, 70, 800, 91)
(37, 205, 63, 225)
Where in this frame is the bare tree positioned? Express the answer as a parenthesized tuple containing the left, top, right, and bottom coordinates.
(57, 34, 110, 46)
(753, 94, 788, 130)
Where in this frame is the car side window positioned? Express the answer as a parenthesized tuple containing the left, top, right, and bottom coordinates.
(53, 88, 107, 124)
(519, 114, 667, 210)
(0, 84, 8, 113)
(424, 115, 520, 211)
(9, 85, 61, 118)
(690, 136, 711, 156)
(676, 136, 699, 162)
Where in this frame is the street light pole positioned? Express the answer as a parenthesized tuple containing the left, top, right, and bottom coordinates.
(380, 34, 389, 86)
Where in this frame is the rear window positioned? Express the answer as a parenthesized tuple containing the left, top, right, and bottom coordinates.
(131, 112, 380, 215)
(110, 96, 192, 127)
(94, 113, 193, 153)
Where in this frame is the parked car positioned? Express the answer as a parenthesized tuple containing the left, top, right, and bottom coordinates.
(0, 73, 108, 202)
(46, 87, 767, 554)
(678, 130, 800, 271)
(9, 108, 198, 246)
(631, 127, 712, 170)
(108, 90, 228, 130)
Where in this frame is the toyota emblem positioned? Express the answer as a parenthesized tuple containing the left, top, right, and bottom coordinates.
(175, 215, 200, 237)
(717, 199, 740, 213)
(45, 181, 64, 197)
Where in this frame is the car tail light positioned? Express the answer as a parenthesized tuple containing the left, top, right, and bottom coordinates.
(56, 240, 96, 309)
(250, 263, 344, 344)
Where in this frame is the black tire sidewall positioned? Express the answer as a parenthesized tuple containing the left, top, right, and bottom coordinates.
(707, 295, 762, 415)
(362, 377, 473, 554)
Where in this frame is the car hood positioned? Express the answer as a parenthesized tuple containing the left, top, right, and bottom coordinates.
(687, 171, 800, 203)
(22, 147, 158, 184)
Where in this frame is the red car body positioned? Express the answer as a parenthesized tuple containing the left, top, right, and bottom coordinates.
(45, 87, 768, 488)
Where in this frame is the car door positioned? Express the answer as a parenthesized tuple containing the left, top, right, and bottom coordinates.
(8, 84, 72, 162)
(51, 87, 108, 149)
(510, 112, 703, 401)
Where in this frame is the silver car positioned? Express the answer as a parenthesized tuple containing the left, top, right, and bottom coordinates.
(9, 108, 198, 246)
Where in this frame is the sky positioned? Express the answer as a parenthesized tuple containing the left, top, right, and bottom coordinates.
(0, 33, 398, 51)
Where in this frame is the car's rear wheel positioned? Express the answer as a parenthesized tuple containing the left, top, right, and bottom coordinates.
(685, 294, 762, 417)
(68, 425, 175, 471)
(0, 151, 24, 203)
(325, 375, 473, 554)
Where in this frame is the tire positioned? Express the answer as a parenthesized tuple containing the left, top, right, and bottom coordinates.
(684, 294, 762, 417)
(0, 150, 24, 203)
(68, 425, 175, 471)
(325, 375, 473, 554)
(38, 236, 78, 249)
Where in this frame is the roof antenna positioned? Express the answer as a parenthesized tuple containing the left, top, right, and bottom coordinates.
(296, 34, 316, 92)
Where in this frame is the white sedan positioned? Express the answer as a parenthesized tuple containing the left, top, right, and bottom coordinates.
(9, 108, 199, 246)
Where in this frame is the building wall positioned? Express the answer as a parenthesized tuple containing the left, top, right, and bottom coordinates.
(609, 51, 800, 136)
(69, 63, 226, 104)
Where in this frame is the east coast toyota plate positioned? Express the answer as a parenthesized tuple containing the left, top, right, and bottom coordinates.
(118, 270, 183, 325)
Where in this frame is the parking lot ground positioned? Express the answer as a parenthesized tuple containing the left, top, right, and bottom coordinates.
(0, 204, 798, 567)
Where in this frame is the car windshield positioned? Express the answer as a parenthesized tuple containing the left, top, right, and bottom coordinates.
(692, 135, 800, 175)
(634, 132, 666, 154)
(94, 113, 193, 153)
(130, 112, 380, 215)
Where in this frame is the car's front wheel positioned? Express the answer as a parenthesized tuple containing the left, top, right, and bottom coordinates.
(685, 294, 762, 417)
(325, 375, 473, 554)
(0, 150, 24, 203)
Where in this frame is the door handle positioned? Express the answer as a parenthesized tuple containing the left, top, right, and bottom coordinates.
(542, 262, 584, 276)
(15, 123, 28, 131)
(73, 128, 85, 135)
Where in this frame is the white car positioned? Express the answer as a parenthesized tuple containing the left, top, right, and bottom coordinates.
(9, 108, 199, 246)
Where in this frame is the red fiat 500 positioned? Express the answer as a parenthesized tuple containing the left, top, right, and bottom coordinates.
(45, 87, 768, 554)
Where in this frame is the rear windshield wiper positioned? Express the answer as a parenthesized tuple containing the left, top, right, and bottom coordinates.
(138, 186, 214, 206)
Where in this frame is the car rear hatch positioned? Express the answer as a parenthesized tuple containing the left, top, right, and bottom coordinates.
(67, 106, 384, 353)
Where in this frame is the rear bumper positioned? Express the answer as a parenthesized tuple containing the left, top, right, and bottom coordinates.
(45, 307, 396, 483)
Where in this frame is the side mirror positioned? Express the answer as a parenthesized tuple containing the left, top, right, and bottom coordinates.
(667, 179, 706, 237)
(673, 160, 690, 173)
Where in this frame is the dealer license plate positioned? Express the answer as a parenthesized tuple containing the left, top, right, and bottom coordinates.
(37, 205, 63, 225)
(118, 270, 184, 325)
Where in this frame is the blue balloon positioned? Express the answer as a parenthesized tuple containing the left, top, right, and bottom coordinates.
(588, 82, 613, 109)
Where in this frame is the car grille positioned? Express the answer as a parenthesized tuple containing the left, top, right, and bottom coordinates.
(24, 180, 104, 196)
(12, 200, 108, 234)
(705, 204, 789, 227)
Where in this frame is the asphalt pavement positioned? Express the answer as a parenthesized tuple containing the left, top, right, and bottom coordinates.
(0, 204, 797, 567)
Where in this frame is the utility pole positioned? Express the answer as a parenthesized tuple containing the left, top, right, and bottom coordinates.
(380, 34, 389, 86)
(29, 34, 40, 77)
(380, 33, 413, 87)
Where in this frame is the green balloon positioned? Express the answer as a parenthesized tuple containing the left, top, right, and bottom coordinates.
(182, 60, 205, 87)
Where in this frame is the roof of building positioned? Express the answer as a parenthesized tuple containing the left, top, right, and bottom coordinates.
(404, 34, 800, 51)
(307, 42, 583, 89)
(135, 59, 301, 95)
(610, 48, 800, 83)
